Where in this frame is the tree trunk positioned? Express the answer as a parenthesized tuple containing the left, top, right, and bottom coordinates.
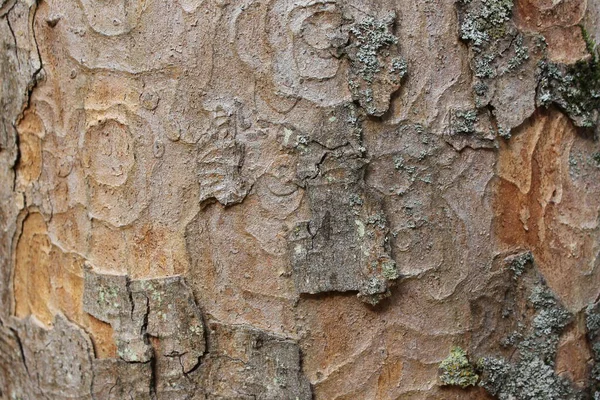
(2, 0, 600, 398)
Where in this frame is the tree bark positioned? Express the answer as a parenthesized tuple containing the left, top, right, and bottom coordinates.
(2, 0, 600, 398)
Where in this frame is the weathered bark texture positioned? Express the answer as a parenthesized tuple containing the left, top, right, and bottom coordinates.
(2, 0, 600, 398)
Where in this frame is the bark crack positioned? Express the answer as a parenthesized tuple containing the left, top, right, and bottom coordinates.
(8, 326, 29, 375)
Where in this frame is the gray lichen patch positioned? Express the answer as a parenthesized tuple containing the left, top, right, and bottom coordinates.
(458, 0, 518, 80)
(585, 300, 600, 398)
(478, 352, 580, 400)
(473, 252, 582, 399)
(198, 323, 312, 400)
(505, 250, 534, 279)
(457, 0, 600, 138)
(457, 0, 545, 138)
(451, 109, 478, 135)
(288, 104, 399, 305)
(459, 0, 513, 46)
(342, 13, 407, 116)
(446, 107, 496, 150)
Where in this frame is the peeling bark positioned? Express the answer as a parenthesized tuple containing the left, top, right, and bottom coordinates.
(2, 0, 600, 398)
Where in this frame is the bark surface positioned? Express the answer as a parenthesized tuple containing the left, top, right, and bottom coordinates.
(2, 0, 600, 398)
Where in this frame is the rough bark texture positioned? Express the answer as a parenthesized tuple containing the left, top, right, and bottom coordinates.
(2, 0, 600, 398)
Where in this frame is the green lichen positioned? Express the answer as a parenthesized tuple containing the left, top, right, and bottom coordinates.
(361, 88, 375, 114)
(582, 26, 597, 56)
(381, 260, 399, 280)
(97, 286, 120, 308)
(442, 254, 588, 398)
(476, 357, 511, 394)
(480, 0, 513, 27)
(297, 135, 310, 146)
(117, 347, 139, 362)
(538, 26, 600, 129)
(439, 347, 479, 388)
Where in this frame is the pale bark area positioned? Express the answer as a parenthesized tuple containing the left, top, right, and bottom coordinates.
(2, 0, 600, 399)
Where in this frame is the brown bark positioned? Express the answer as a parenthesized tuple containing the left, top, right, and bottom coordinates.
(2, 0, 600, 398)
